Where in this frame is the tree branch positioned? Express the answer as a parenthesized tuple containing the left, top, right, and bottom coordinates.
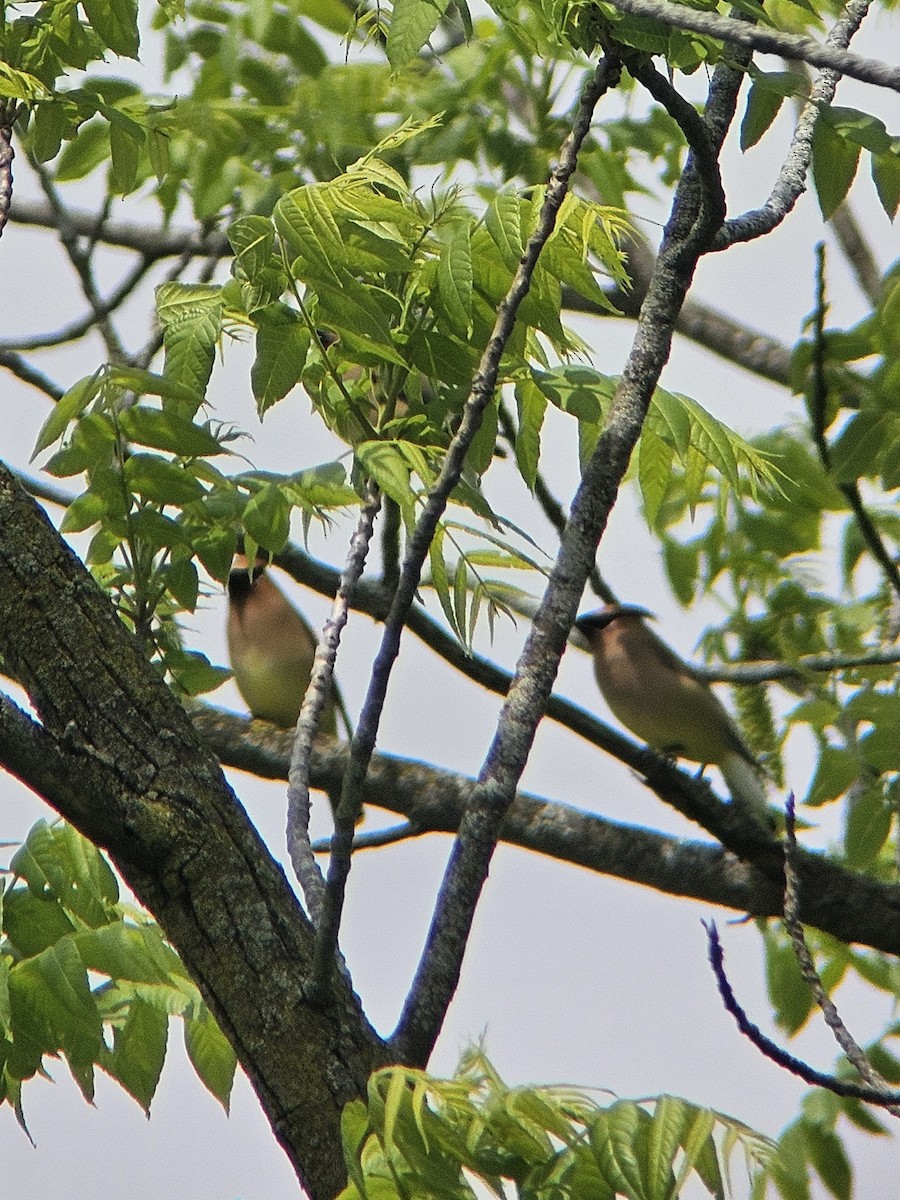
(329, 52, 625, 917)
(302, 485, 381, 988)
(390, 46, 750, 1068)
(191, 704, 900, 959)
(604, 0, 892, 91)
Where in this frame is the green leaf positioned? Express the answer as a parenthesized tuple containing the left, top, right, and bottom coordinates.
(812, 120, 860, 221)
(438, 223, 474, 335)
(4, 890, 77, 959)
(166, 558, 200, 611)
(242, 483, 292, 552)
(429, 526, 461, 640)
(8, 939, 102, 1070)
(80, 0, 139, 55)
(646, 1096, 687, 1200)
(55, 120, 110, 182)
(591, 1102, 650, 1200)
(228, 215, 277, 280)
(514, 377, 547, 491)
(822, 106, 892, 155)
(829, 411, 895, 484)
(740, 79, 785, 151)
(764, 927, 813, 1036)
(123, 453, 205, 505)
(59, 489, 106, 534)
(485, 192, 525, 272)
(118, 407, 225, 456)
(108, 111, 142, 193)
(638, 425, 674, 528)
(872, 148, 900, 221)
(804, 745, 857, 806)
(10, 821, 118, 920)
(387, 0, 448, 68)
(251, 305, 312, 415)
(0, 63, 50, 101)
(32, 374, 101, 458)
(155, 282, 224, 407)
(274, 186, 344, 283)
(355, 442, 414, 513)
(844, 783, 892, 868)
(184, 1003, 236, 1111)
(101, 995, 168, 1112)
(465, 393, 498, 478)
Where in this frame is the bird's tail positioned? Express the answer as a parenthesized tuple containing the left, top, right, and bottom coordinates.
(720, 752, 769, 820)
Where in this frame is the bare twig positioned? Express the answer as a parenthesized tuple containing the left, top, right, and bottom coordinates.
(28, 156, 130, 364)
(12, 197, 228, 260)
(0, 350, 63, 401)
(0, 104, 14, 240)
(299, 485, 380, 992)
(706, 921, 900, 1110)
(0, 253, 154, 353)
(311, 822, 422, 854)
(782, 797, 900, 1113)
(808, 244, 900, 601)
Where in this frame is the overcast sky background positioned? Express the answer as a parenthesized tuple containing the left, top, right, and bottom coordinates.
(1, 9, 900, 1196)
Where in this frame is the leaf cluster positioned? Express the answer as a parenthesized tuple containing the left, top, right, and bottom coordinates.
(340, 1050, 777, 1200)
(0, 821, 236, 1131)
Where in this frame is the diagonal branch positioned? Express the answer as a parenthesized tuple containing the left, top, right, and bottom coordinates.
(389, 45, 750, 1069)
(317, 53, 626, 1000)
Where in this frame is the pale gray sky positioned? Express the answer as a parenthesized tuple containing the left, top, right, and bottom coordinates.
(2, 20, 899, 1197)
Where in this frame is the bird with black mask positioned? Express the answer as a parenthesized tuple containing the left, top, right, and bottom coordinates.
(575, 605, 768, 819)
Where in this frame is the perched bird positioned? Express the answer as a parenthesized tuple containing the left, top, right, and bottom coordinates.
(574, 605, 768, 817)
(227, 556, 337, 736)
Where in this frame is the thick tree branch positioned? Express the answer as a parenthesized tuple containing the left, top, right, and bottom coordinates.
(191, 705, 900, 959)
(0, 467, 387, 1200)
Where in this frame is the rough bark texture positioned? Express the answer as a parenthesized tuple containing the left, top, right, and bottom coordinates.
(0, 465, 388, 1200)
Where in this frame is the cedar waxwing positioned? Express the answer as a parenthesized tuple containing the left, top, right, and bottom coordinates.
(227, 556, 337, 736)
(575, 605, 768, 817)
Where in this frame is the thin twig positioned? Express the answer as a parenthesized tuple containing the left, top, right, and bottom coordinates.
(10, 469, 76, 510)
(294, 484, 379, 986)
(782, 797, 900, 1112)
(0, 350, 63, 401)
(706, 921, 900, 1110)
(28, 156, 130, 364)
(0, 104, 14, 240)
(0, 253, 154, 354)
(11, 197, 228, 260)
(311, 822, 422, 854)
(808, 244, 900, 601)
(605, 0, 892, 91)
